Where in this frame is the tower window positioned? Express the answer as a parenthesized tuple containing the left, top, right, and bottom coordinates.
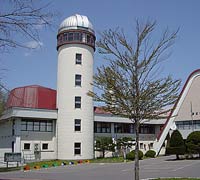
(75, 119, 81, 131)
(68, 33, 73, 41)
(76, 53, 82, 65)
(74, 142, 81, 155)
(75, 96, 81, 108)
(75, 74, 82, 86)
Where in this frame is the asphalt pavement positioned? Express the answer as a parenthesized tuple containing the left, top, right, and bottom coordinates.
(0, 155, 200, 180)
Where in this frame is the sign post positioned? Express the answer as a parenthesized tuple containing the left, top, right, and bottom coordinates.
(4, 153, 21, 168)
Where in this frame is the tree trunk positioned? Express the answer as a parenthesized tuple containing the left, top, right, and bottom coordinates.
(123, 147, 126, 162)
(102, 149, 105, 158)
(135, 120, 140, 180)
(176, 154, 179, 160)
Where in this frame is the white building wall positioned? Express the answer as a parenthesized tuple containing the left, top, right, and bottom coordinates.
(20, 120, 57, 160)
(0, 119, 13, 158)
(57, 44, 94, 160)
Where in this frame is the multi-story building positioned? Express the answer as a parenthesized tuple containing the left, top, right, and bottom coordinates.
(0, 14, 200, 161)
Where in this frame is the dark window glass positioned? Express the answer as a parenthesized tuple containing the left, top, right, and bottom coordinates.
(114, 123, 135, 134)
(74, 32, 82, 41)
(24, 143, 30, 150)
(74, 142, 81, 155)
(40, 121, 46, 132)
(75, 74, 82, 86)
(194, 120, 200, 129)
(42, 143, 48, 150)
(75, 96, 81, 108)
(33, 121, 40, 131)
(68, 33, 73, 41)
(12, 141, 14, 152)
(94, 122, 111, 133)
(47, 121, 53, 132)
(86, 34, 91, 43)
(76, 53, 82, 65)
(21, 120, 53, 132)
(75, 119, 81, 131)
(63, 33, 68, 41)
(21, 120, 27, 131)
(27, 121, 33, 131)
(139, 124, 155, 134)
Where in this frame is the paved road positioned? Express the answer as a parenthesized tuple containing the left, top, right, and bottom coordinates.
(0, 155, 200, 180)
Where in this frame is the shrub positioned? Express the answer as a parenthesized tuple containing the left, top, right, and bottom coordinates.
(186, 131, 200, 157)
(166, 130, 185, 159)
(145, 150, 156, 158)
(126, 150, 143, 160)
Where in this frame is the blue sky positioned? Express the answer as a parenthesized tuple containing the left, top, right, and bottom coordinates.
(1, 0, 200, 91)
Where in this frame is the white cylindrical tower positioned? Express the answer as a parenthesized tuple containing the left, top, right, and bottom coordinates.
(56, 14, 95, 159)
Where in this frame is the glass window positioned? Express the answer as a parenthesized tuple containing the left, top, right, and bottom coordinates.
(42, 143, 48, 150)
(21, 120, 53, 132)
(40, 121, 46, 132)
(86, 34, 91, 43)
(94, 122, 111, 133)
(24, 143, 30, 150)
(75, 74, 82, 86)
(33, 121, 40, 131)
(114, 123, 134, 133)
(76, 53, 82, 65)
(47, 121, 53, 132)
(27, 121, 33, 131)
(176, 121, 193, 130)
(194, 120, 200, 129)
(74, 142, 81, 155)
(68, 33, 73, 41)
(149, 143, 154, 149)
(21, 120, 27, 131)
(74, 32, 82, 41)
(75, 119, 81, 131)
(139, 124, 155, 134)
(75, 96, 81, 109)
(140, 143, 143, 149)
(63, 33, 68, 41)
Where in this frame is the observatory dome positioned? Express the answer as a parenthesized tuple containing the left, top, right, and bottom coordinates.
(59, 14, 94, 33)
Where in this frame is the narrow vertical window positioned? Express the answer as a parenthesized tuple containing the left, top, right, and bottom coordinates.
(75, 96, 81, 108)
(74, 142, 81, 155)
(75, 74, 82, 86)
(12, 141, 15, 152)
(75, 119, 81, 131)
(76, 53, 82, 65)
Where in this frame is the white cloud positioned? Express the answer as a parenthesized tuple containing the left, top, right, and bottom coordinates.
(23, 41, 44, 56)
(25, 41, 43, 49)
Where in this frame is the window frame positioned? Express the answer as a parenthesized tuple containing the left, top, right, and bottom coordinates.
(74, 142, 81, 155)
(74, 119, 81, 132)
(75, 74, 82, 87)
(24, 143, 31, 150)
(75, 96, 81, 109)
(75, 53, 82, 65)
(21, 120, 53, 132)
(42, 143, 48, 150)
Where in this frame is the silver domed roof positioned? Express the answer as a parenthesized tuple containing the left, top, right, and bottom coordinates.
(58, 14, 94, 34)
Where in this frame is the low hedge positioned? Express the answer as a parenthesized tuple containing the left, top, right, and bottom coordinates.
(126, 150, 143, 160)
(145, 150, 156, 158)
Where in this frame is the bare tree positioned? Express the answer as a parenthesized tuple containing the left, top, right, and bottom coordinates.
(0, 0, 56, 52)
(89, 21, 181, 180)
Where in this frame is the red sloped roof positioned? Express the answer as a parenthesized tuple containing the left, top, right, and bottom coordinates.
(94, 106, 112, 114)
(6, 85, 56, 110)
